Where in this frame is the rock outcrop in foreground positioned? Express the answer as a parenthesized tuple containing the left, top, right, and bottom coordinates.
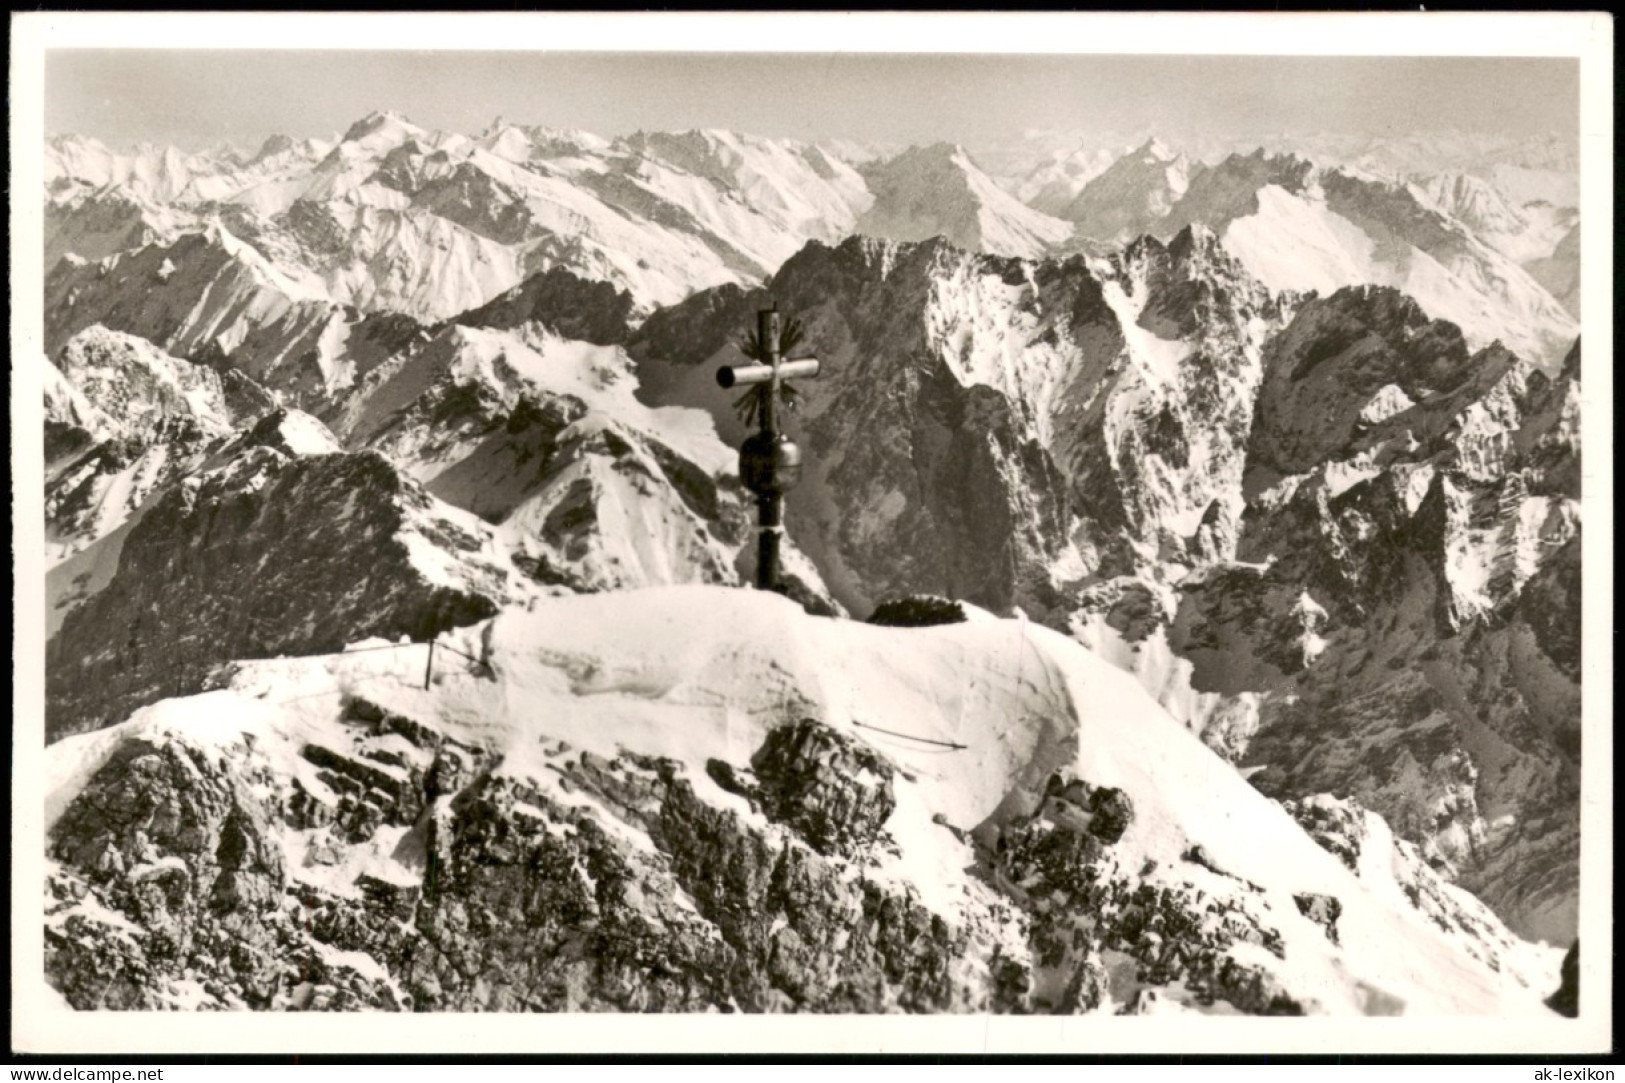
(43, 587, 1562, 1015)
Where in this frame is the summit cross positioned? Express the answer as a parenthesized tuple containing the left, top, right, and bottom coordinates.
(716, 306, 821, 592)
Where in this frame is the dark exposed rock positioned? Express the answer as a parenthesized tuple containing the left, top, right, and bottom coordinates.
(1279, 797, 1366, 871)
(1086, 787, 1135, 845)
(749, 719, 897, 859)
(1293, 893, 1343, 945)
(867, 595, 969, 628)
(450, 265, 636, 345)
(46, 709, 1007, 1013)
(1545, 940, 1578, 1017)
(47, 737, 298, 1010)
(997, 770, 1297, 1015)
(1075, 577, 1170, 645)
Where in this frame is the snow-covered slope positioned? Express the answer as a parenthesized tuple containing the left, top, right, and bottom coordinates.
(1011, 145, 1120, 216)
(46, 136, 226, 206)
(635, 233, 1581, 948)
(1410, 171, 1577, 266)
(634, 228, 1287, 618)
(46, 227, 354, 405)
(45, 411, 527, 744)
(1153, 152, 1577, 371)
(36, 117, 1586, 1017)
(331, 319, 766, 599)
(1523, 222, 1580, 318)
(43, 585, 1562, 1014)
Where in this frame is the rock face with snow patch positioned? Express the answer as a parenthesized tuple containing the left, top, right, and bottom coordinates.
(45, 325, 275, 562)
(44, 115, 880, 325)
(45, 229, 374, 410)
(329, 320, 766, 596)
(633, 233, 1580, 947)
(636, 228, 1286, 614)
(45, 440, 520, 744)
(1060, 138, 1191, 244)
(745, 719, 898, 859)
(35, 117, 1586, 1016)
(1151, 150, 1576, 371)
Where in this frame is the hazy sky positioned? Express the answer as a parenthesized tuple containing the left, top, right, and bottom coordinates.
(46, 51, 1578, 151)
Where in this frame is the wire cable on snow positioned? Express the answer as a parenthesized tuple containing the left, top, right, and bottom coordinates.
(851, 719, 966, 750)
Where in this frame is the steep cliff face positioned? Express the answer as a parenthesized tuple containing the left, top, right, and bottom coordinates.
(42, 587, 1561, 1015)
(631, 229, 1287, 618)
(1172, 302, 1582, 942)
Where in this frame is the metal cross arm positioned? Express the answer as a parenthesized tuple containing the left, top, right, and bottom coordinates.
(716, 357, 821, 389)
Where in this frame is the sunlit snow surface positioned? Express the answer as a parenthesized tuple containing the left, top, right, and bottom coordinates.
(45, 585, 1561, 1016)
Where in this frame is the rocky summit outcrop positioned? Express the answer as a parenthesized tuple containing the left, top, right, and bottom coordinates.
(45, 437, 520, 744)
(741, 718, 899, 859)
(46, 710, 975, 1012)
(41, 588, 1565, 1015)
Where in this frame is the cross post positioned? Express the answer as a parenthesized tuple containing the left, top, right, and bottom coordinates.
(716, 304, 821, 592)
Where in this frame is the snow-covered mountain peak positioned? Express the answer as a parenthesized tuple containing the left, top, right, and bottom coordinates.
(41, 583, 1564, 1012)
(37, 110, 1586, 1018)
(857, 142, 1073, 259)
(342, 109, 419, 144)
